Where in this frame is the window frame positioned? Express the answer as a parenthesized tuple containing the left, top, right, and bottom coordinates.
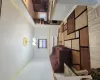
(38, 39, 47, 48)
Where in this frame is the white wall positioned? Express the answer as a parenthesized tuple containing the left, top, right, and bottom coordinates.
(52, 0, 97, 21)
(52, 3, 74, 20)
(49, 26, 58, 54)
(57, 0, 97, 5)
(0, 0, 34, 80)
(33, 25, 59, 60)
(88, 6, 100, 68)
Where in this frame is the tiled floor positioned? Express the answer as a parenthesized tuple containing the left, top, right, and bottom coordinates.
(15, 59, 54, 80)
(13, 58, 92, 80)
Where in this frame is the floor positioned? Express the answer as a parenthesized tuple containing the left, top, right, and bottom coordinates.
(56, 76, 92, 80)
(15, 59, 54, 80)
(14, 58, 92, 80)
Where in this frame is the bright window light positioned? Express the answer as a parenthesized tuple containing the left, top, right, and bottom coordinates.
(32, 38, 36, 46)
(38, 12, 47, 20)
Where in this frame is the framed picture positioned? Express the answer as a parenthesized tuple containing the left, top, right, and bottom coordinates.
(0, 0, 2, 17)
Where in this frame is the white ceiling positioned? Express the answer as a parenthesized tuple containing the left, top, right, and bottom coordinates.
(51, 0, 98, 21)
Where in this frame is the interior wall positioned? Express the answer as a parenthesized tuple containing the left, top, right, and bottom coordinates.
(52, 3, 74, 20)
(88, 6, 100, 68)
(57, 0, 97, 5)
(0, 0, 34, 80)
(58, 6, 90, 71)
(33, 25, 59, 60)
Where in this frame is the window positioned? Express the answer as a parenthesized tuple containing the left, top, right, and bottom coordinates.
(38, 39, 47, 48)
(38, 12, 47, 21)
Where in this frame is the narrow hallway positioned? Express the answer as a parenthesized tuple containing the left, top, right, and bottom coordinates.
(0, 0, 100, 80)
(0, 0, 57, 80)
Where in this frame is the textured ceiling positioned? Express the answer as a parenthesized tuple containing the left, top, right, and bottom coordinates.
(32, 0, 49, 12)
